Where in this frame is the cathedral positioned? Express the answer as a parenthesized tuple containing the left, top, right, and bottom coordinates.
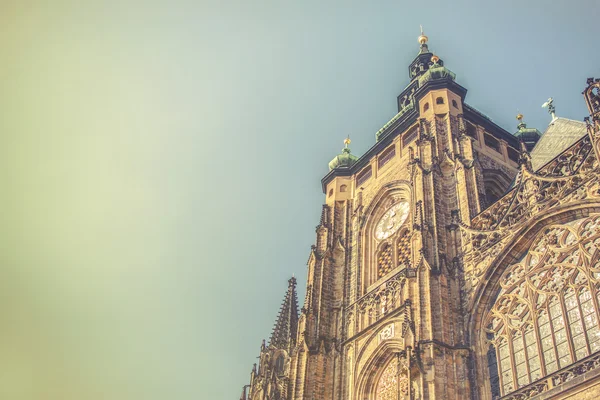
(239, 31, 600, 399)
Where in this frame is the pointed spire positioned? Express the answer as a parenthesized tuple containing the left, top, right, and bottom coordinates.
(269, 277, 299, 351)
(408, 27, 450, 81)
(418, 25, 429, 54)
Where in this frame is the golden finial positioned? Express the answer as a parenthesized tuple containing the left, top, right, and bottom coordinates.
(431, 54, 440, 64)
(418, 25, 428, 45)
(516, 112, 526, 131)
(344, 136, 351, 147)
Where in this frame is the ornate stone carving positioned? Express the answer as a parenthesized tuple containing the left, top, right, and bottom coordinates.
(348, 270, 407, 334)
(460, 136, 599, 303)
(378, 323, 395, 343)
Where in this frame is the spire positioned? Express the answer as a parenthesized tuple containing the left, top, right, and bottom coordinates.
(418, 25, 429, 54)
(269, 277, 299, 350)
(408, 27, 449, 81)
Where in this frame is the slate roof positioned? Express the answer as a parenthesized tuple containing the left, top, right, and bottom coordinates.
(531, 118, 587, 170)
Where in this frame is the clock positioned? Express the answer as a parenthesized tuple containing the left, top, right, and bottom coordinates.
(375, 202, 410, 240)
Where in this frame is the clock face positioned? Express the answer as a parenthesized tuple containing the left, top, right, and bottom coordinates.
(375, 202, 410, 240)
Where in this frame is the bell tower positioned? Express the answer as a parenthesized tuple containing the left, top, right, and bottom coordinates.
(242, 29, 523, 400)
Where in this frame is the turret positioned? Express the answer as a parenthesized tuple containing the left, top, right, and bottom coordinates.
(328, 137, 358, 171)
(514, 113, 541, 152)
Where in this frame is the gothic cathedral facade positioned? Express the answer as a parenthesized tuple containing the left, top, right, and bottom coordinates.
(240, 33, 600, 399)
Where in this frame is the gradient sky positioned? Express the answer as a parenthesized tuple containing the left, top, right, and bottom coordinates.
(2, 1, 599, 399)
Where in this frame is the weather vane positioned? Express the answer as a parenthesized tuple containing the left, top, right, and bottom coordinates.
(542, 97, 557, 121)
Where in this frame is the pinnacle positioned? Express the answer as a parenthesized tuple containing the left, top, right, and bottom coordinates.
(268, 277, 299, 350)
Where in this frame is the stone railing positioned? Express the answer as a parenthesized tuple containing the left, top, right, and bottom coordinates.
(345, 269, 409, 336)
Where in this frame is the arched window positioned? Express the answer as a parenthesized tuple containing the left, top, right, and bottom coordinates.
(423, 102, 430, 112)
(340, 184, 347, 192)
(452, 99, 458, 108)
(436, 97, 444, 104)
(482, 169, 512, 209)
(485, 215, 600, 397)
(328, 188, 333, 197)
(275, 355, 285, 374)
(396, 230, 411, 268)
(377, 243, 393, 279)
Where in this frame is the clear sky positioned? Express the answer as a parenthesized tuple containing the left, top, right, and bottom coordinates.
(2, 1, 599, 399)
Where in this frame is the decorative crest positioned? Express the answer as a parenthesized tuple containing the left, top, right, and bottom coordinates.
(583, 77, 600, 160)
(584, 77, 600, 117)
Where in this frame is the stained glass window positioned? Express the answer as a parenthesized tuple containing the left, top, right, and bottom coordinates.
(485, 215, 600, 396)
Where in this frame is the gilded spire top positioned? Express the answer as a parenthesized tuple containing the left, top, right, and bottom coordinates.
(344, 136, 351, 148)
(516, 113, 527, 130)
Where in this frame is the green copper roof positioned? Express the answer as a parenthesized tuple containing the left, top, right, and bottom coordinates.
(375, 99, 415, 141)
(417, 64, 456, 86)
(328, 147, 358, 171)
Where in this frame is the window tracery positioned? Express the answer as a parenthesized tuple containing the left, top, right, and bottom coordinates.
(485, 214, 600, 397)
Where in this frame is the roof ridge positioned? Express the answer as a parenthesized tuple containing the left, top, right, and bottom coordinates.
(547, 117, 586, 125)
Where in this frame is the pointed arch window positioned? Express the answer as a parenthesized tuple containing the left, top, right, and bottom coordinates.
(485, 215, 600, 397)
(275, 355, 284, 374)
(396, 230, 411, 268)
(377, 243, 393, 279)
